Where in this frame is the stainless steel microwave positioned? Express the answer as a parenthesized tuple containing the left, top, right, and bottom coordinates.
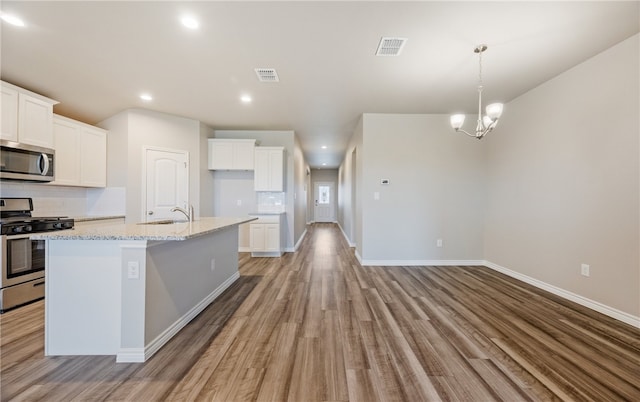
(0, 140, 54, 182)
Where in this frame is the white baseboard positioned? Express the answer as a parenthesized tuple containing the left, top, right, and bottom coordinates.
(115, 348, 145, 363)
(337, 223, 355, 247)
(285, 228, 307, 252)
(359, 259, 485, 267)
(116, 271, 241, 363)
(483, 260, 640, 329)
(238, 246, 251, 253)
(355, 250, 363, 264)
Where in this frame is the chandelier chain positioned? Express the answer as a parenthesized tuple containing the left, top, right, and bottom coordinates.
(478, 48, 483, 90)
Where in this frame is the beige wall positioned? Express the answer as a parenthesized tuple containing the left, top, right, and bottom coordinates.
(484, 34, 639, 317)
(359, 114, 486, 263)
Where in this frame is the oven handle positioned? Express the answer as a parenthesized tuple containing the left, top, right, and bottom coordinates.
(3, 233, 37, 240)
(38, 153, 50, 176)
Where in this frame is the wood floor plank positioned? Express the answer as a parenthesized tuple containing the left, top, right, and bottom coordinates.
(1, 223, 639, 401)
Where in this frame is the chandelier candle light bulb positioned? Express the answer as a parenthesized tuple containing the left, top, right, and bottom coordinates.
(450, 44, 504, 139)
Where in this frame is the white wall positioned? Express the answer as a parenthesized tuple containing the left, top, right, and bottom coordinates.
(199, 122, 216, 217)
(338, 117, 363, 253)
(292, 134, 310, 243)
(100, 109, 202, 223)
(484, 33, 639, 318)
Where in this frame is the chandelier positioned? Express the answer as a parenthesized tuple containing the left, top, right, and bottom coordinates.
(450, 44, 503, 139)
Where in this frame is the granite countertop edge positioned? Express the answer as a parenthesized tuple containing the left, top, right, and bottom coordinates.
(31, 217, 257, 241)
(73, 215, 126, 222)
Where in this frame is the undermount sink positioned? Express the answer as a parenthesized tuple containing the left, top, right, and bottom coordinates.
(139, 219, 189, 225)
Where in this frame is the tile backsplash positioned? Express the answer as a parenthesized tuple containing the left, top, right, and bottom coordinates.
(256, 192, 285, 213)
(0, 182, 125, 217)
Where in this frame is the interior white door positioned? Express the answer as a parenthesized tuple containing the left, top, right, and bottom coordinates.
(314, 182, 335, 223)
(144, 147, 189, 222)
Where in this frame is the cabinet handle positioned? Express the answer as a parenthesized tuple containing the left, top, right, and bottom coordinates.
(148, 211, 154, 215)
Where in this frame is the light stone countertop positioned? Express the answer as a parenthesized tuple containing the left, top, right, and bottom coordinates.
(72, 215, 126, 222)
(248, 212, 286, 215)
(31, 217, 257, 241)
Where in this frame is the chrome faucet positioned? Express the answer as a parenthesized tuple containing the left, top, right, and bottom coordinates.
(170, 205, 194, 222)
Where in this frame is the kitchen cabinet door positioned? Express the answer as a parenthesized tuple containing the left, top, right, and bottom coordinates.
(1, 81, 57, 147)
(264, 223, 280, 251)
(0, 85, 19, 142)
(254, 147, 284, 191)
(249, 223, 266, 251)
(18, 93, 55, 148)
(52, 117, 81, 185)
(52, 115, 107, 187)
(80, 126, 107, 187)
(208, 139, 255, 170)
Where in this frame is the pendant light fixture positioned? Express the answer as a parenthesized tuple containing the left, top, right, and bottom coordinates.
(450, 44, 503, 139)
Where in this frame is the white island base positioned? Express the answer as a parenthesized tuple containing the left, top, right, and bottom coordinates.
(42, 219, 250, 363)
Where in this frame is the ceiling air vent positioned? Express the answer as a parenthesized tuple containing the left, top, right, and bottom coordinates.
(375, 37, 407, 56)
(255, 68, 279, 82)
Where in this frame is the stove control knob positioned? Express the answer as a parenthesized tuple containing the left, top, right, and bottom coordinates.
(24, 225, 33, 232)
(53, 222, 63, 229)
(12, 226, 24, 233)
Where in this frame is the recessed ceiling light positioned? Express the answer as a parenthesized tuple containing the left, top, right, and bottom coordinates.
(322, 163, 327, 166)
(240, 95, 252, 103)
(139, 93, 153, 101)
(321, 145, 327, 149)
(181, 16, 199, 30)
(1, 13, 25, 27)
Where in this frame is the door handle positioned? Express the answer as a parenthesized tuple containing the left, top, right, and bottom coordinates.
(148, 211, 154, 215)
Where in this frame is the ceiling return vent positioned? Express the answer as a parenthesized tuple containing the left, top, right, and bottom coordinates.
(375, 37, 407, 56)
(255, 68, 279, 82)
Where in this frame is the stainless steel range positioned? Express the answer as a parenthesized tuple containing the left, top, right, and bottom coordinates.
(0, 198, 74, 313)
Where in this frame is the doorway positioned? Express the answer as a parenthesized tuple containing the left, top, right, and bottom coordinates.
(143, 147, 189, 222)
(314, 181, 335, 222)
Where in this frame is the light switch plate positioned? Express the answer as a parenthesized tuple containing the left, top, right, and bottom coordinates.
(127, 261, 140, 279)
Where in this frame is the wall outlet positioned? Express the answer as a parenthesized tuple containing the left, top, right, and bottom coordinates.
(374, 192, 380, 200)
(127, 261, 140, 279)
(436, 239, 443, 248)
(581, 263, 590, 277)
(237, 199, 242, 206)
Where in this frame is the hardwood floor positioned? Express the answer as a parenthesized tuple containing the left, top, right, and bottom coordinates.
(1, 223, 639, 401)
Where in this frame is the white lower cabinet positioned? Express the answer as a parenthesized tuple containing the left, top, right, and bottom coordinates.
(249, 214, 283, 257)
(52, 114, 107, 187)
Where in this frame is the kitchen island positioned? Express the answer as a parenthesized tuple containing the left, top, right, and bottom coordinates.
(32, 217, 255, 363)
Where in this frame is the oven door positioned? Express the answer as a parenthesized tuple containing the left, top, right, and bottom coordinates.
(1, 234, 46, 288)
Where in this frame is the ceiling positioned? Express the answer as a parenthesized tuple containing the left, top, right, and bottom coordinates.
(1, 1, 638, 168)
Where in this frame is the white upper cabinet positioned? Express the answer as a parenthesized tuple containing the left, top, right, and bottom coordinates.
(254, 146, 284, 192)
(52, 114, 107, 187)
(0, 81, 58, 148)
(208, 139, 256, 170)
(1, 85, 19, 141)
